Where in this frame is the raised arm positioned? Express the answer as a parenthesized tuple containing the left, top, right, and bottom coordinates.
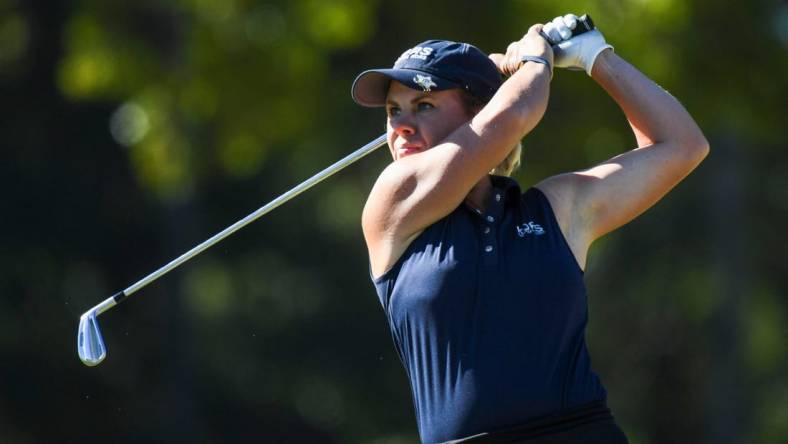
(536, 22, 709, 269)
(363, 27, 553, 276)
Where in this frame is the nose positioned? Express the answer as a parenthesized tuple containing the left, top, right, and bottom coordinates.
(389, 114, 416, 138)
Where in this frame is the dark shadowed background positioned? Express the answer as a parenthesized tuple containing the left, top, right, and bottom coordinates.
(1, 0, 786, 442)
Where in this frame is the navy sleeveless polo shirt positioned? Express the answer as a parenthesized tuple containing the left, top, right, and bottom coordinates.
(371, 176, 606, 444)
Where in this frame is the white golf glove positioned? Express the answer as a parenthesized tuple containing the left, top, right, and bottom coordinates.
(543, 14, 613, 76)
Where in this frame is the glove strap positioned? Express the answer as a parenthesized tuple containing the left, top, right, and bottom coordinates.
(520, 55, 553, 78)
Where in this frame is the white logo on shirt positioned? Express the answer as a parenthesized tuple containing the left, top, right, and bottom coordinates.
(516, 221, 545, 237)
(413, 74, 437, 91)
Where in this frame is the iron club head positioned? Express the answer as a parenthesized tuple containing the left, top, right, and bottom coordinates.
(77, 310, 107, 366)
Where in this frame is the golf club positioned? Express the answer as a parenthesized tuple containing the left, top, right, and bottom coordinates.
(77, 13, 599, 367)
(539, 14, 595, 45)
(78, 133, 388, 366)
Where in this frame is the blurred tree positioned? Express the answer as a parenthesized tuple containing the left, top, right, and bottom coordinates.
(0, 0, 786, 443)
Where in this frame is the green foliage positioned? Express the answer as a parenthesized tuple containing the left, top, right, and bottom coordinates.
(1, 0, 786, 443)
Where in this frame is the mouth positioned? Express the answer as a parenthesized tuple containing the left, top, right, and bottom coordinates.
(396, 144, 425, 157)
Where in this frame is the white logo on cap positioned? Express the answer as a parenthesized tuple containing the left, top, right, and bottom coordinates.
(413, 74, 437, 91)
(396, 46, 434, 63)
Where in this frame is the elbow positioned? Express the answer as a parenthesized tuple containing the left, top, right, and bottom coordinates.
(689, 130, 710, 164)
(679, 129, 710, 169)
(677, 123, 710, 165)
(699, 137, 711, 161)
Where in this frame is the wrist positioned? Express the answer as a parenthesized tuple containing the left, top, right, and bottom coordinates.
(520, 55, 553, 78)
(589, 46, 614, 78)
(586, 45, 613, 76)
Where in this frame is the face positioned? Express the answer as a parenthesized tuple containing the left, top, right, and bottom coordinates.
(385, 81, 473, 161)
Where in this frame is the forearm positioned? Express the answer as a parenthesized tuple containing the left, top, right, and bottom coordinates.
(499, 61, 552, 130)
(591, 49, 708, 150)
(473, 62, 551, 148)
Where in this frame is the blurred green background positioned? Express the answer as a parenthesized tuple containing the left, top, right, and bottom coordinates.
(1, 0, 786, 442)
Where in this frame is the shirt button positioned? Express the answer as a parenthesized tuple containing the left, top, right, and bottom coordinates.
(484, 227, 491, 234)
(495, 194, 501, 202)
(486, 215, 495, 223)
(485, 245, 493, 252)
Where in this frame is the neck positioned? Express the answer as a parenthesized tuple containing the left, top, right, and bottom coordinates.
(465, 175, 493, 212)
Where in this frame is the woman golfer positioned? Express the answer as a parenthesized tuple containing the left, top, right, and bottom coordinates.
(352, 14, 708, 444)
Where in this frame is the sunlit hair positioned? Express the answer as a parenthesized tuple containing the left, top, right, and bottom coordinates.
(460, 90, 522, 177)
(490, 142, 522, 176)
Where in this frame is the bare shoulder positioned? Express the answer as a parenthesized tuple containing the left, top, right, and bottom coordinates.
(361, 162, 425, 278)
(362, 160, 418, 240)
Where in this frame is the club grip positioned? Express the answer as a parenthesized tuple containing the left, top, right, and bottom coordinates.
(540, 14, 595, 45)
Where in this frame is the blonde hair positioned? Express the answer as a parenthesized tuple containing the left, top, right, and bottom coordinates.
(490, 142, 522, 177)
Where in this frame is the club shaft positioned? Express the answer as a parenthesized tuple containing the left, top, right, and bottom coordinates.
(107, 133, 387, 305)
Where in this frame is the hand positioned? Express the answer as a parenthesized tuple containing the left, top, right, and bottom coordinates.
(544, 14, 613, 75)
(489, 24, 554, 77)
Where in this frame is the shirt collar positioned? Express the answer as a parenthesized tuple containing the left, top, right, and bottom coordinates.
(465, 175, 522, 220)
(489, 175, 522, 204)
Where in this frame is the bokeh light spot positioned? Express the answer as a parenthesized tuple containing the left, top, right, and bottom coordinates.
(130, 130, 194, 201)
(300, 0, 374, 48)
(110, 102, 151, 147)
(58, 51, 117, 98)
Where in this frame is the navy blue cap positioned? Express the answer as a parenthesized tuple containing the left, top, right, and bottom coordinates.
(351, 40, 503, 107)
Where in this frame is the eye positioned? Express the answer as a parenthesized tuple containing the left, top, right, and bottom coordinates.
(386, 106, 401, 118)
(417, 102, 434, 111)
